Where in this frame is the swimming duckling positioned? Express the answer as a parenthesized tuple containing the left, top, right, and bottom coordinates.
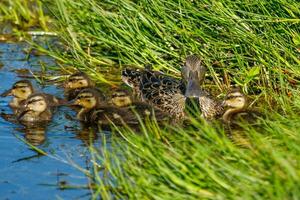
(121, 55, 207, 120)
(64, 71, 95, 101)
(71, 88, 166, 128)
(222, 89, 261, 124)
(1, 80, 61, 114)
(1, 80, 34, 113)
(17, 93, 53, 125)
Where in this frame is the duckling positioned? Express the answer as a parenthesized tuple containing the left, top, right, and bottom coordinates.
(64, 71, 95, 101)
(121, 55, 207, 120)
(17, 93, 53, 125)
(1, 80, 33, 113)
(110, 89, 169, 120)
(222, 89, 261, 124)
(70, 88, 166, 128)
(221, 89, 262, 148)
(1, 80, 61, 114)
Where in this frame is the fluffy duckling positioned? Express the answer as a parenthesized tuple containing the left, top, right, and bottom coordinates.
(222, 89, 261, 124)
(1, 80, 61, 114)
(121, 55, 207, 120)
(1, 80, 34, 113)
(18, 93, 53, 125)
(64, 71, 95, 101)
(110, 90, 132, 107)
(71, 88, 166, 128)
(110, 90, 168, 120)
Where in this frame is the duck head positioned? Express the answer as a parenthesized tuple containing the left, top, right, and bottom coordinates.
(64, 72, 95, 90)
(223, 89, 247, 110)
(70, 88, 102, 109)
(222, 89, 247, 123)
(182, 55, 207, 98)
(18, 94, 49, 120)
(111, 90, 132, 107)
(1, 80, 34, 100)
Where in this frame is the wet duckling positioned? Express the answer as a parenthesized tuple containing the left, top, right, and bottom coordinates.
(121, 55, 207, 120)
(222, 89, 261, 124)
(64, 71, 95, 101)
(1, 80, 34, 113)
(17, 93, 53, 125)
(1, 80, 61, 114)
(71, 88, 165, 128)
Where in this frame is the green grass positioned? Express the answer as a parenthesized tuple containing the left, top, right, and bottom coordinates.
(0, 0, 51, 37)
(2, 0, 300, 199)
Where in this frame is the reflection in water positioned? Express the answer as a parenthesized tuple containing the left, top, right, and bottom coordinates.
(0, 112, 48, 146)
(14, 124, 47, 146)
(74, 127, 98, 146)
(23, 126, 46, 146)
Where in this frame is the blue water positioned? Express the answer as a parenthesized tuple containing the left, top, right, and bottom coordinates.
(0, 42, 108, 199)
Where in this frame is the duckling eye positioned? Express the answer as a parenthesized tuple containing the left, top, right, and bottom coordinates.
(21, 89, 26, 93)
(79, 81, 84, 85)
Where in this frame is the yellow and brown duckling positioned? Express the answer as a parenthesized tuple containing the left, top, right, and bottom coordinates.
(1, 80, 60, 114)
(221, 89, 262, 148)
(17, 93, 54, 125)
(70, 88, 167, 128)
(110, 89, 169, 120)
(1, 80, 34, 114)
(222, 88, 261, 124)
(121, 55, 207, 120)
(64, 71, 95, 101)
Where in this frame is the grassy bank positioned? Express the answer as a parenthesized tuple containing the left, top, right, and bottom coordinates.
(2, 0, 300, 199)
(46, 0, 300, 199)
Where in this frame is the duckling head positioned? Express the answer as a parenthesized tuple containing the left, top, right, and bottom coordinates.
(182, 55, 207, 98)
(111, 90, 132, 107)
(223, 89, 246, 110)
(18, 94, 48, 119)
(72, 88, 100, 109)
(64, 72, 94, 90)
(121, 68, 142, 88)
(1, 80, 33, 100)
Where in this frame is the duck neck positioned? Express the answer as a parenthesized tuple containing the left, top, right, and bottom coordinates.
(222, 107, 244, 123)
(77, 107, 94, 121)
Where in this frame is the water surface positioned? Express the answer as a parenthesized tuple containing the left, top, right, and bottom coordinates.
(0, 42, 108, 199)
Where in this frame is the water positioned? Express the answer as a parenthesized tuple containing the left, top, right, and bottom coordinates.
(0, 42, 107, 199)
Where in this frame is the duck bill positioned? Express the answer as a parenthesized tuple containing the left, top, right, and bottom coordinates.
(1, 89, 12, 97)
(185, 79, 202, 98)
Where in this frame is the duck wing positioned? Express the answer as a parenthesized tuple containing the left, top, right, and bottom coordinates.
(139, 70, 186, 119)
